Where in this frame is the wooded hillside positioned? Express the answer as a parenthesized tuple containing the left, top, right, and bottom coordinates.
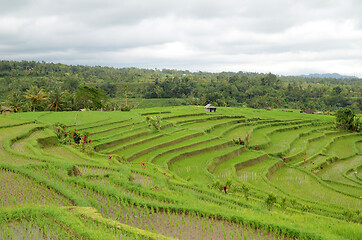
(0, 60, 361, 112)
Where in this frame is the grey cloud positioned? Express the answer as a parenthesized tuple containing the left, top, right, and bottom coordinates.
(1, 0, 362, 77)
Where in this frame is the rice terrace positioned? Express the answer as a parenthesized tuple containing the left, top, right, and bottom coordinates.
(0, 105, 360, 240)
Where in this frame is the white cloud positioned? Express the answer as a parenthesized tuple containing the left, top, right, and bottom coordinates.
(1, 0, 362, 77)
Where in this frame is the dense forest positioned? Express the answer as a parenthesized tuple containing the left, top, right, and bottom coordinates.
(0, 60, 361, 113)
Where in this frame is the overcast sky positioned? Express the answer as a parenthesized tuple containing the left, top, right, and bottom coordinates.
(1, 0, 362, 77)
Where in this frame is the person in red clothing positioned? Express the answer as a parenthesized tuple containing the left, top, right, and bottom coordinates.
(223, 185, 227, 194)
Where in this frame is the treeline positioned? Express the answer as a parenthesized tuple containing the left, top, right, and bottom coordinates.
(4, 85, 109, 112)
(0, 60, 361, 112)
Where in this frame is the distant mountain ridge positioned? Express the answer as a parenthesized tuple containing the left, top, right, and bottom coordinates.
(297, 73, 358, 79)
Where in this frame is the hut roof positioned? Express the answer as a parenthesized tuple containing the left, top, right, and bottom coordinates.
(1, 106, 12, 111)
(205, 104, 216, 109)
(301, 109, 316, 114)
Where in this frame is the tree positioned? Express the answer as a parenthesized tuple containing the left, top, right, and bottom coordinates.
(332, 86, 342, 95)
(100, 82, 117, 98)
(75, 86, 107, 110)
(6, 91, 24, 112)
(62, 77, 79, 92)
(154, 85, 163, 98)
(336, 107, 359, 132)
(23, 86, 47, 112)
(48, 89, 68, 112)
(123, 85, 132, 106)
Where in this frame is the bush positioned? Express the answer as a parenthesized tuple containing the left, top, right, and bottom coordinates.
(72, 130, 82, 144)
(54, 124, 94, 155)
(232, 138, 245, 145)
(336, 107, 359, 132)
(146, 116, 161, 130)
(121, 105, 130, 111)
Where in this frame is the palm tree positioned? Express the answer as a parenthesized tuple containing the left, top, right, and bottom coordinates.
(23, 86, 47, 112)
(6, 91, 24, 112)
(48, 89, 68, 112)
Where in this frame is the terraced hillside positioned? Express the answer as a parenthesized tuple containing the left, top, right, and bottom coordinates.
(0, 106, 361, 240)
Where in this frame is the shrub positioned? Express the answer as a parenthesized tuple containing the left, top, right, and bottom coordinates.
(146, 116, 161, 130)
(54, 124, 94, 155)
(72, 129, 81, 144)
(335, 107, 359, 132)
(121, 105, 130, 111)
(232, 138, 245, 145)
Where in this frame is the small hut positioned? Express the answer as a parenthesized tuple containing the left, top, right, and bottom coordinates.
(300, 109, 316, 114)
(205, 104, 216, 112)
(1, 106, 13, 115)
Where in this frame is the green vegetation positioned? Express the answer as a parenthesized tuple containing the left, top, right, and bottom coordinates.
(0, 60, 361, 113)
(0, 105, 361, 240)
(336, 107, 360, 132)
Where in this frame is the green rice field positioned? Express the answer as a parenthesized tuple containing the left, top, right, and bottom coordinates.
(0, 106, 360, 240)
